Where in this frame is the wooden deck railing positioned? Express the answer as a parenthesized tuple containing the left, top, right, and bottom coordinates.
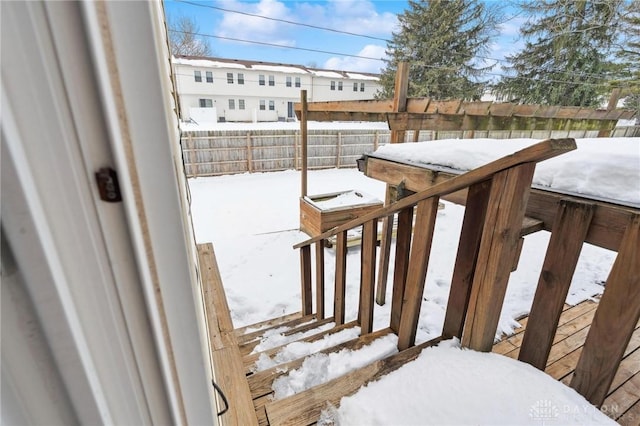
(294, 137, 640, 408)
(295, 138, 575, 348)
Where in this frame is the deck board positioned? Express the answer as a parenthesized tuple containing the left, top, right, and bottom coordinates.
(197, 243, 258, 426)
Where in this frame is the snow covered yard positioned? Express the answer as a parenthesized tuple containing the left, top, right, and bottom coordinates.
(189, 137, 638, 425)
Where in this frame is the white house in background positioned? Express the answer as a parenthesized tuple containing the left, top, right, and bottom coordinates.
(172, 55, 381, 123)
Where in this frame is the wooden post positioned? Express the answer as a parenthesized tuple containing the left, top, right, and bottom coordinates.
(442, 180, 491, 339)
(397, 197, 440, 351)
(571, 214, 640, 406)
(300, 245, 312, 315)
(359, 219, 378, 334)
(315, 241, 325, 319)
(246, 132, 253, 173)
(294, 132, 299, 171)
(334, 231, 348, 325)
(336, 132, 342, 168)
(301, 90, 308, 197)
(518, 201, 594, 370)
(187, 133, 195, 177)
(461, 162, 536, 352)
(389, 206, 414, 333)
(376, 62, 410, 306)
(373, 131, 379, 151)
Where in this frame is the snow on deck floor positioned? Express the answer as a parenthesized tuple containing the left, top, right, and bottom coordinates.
(322, 339, 616, 425)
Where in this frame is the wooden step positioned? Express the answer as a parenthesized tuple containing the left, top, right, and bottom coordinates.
(263, 336, 444, 425)
(244, 321, 359, 373)
(237, 314, 318, 346)
(239, 317, 335, 357)
(235, 312, 303, 337)
(248, 327, 393, 401)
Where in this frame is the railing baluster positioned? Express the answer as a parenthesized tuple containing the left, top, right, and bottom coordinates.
(315, 241, 325, 319)
(571, 214, 640, 407)
(519, 200, 594, 370)
(442, 180, 491, 339)
(390, 206, 414, 333)
(359, 219, 378, 334)
(397, 197, 440, 350)
(334, 231, 348, 325)
(300, 245, 312, 315)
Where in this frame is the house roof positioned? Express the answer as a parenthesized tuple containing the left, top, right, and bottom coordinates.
(172, 54, 380, 80)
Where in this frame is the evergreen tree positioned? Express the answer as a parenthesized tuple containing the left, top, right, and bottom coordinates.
(377, 0, 500, 100)
(614, 1, 640, 120)
(168, 15, 212, 57)
(494, 0, 623, 107)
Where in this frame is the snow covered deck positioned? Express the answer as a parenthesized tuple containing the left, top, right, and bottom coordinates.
(199, 245, 639, 425)
(199, 139, 639, 425)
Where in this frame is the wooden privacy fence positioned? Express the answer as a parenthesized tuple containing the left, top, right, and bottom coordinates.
(180, 126, 639, 177)
(294, 138, 640, 408)
(181, 129, 389, 177)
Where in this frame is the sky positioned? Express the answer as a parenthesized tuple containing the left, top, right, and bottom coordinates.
(163, 0, 527, 75)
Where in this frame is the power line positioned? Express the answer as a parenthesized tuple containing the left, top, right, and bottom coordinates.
(175, 0, 388, 42)
(170, 29, 386, 61)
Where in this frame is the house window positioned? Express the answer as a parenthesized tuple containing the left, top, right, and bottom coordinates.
(259, 100, 266, 110)
(295, 77, 301, 88)
(338, 81, 343, 91)
(259, 75, 265, 86)
(330, 81, 335, 90)
(269, 100, 275, 111)
(238, 73, 244, 84)
(205, 71, 213, 83)
(360, 82, 365, 92)
(228, 99, 235, 110)
(199, 98, 213, 108)
(353, 82, 358, 91)
(194, 70, 202, 82)
(268, 75, 275, 86)
(239, 99, 245, 110)
(286, 76, 292, 87)
(227, 73, 234, 84)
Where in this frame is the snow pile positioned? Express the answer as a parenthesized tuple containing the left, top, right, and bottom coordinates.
(327, 340, 616, 425)
(374, 137, 640, 205)
(272, 334, 399, 400)
(254, 327, 361, 372)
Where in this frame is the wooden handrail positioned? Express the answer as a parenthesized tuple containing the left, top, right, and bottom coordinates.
(294, 138, 576, 249)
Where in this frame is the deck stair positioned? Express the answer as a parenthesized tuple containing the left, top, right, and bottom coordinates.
(198, 139, 640, 425)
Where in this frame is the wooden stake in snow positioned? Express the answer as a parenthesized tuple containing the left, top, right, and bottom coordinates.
(301, 90, 308, 197)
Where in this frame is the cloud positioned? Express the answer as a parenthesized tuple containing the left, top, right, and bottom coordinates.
(324, 0, 398, 35)
(323, 44, 387, 73)
(216, 0, 297, 45)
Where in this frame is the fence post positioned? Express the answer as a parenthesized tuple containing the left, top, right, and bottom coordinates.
(336, 132, 342, 168)
(373, 131, 379, 151)
(294, 131, 299, 171)
(187, 133, 195, 178)
(246, 132, 253, 173)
